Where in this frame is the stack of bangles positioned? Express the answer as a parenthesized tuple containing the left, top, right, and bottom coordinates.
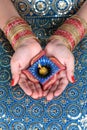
(3, 16, 38, 50)
(49, 14, 87, 51)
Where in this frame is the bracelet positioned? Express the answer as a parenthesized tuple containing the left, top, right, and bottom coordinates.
(59, 23, 80, 47)
(64, 17, 85, 39)
(3, 17, 27, 36)
(49, 14, 87, 51)
(72, 15, 87, 35)
(3, 16, 39, 50)
(54, 29, 75, 50)
(7, 24, 32, 40)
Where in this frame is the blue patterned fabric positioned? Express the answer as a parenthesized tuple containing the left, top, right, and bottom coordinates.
(28, 55, 61, 85)
(0, 0, 87, 130)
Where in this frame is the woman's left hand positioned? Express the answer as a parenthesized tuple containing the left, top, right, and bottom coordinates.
(43, 39, 75, 101)
(42, 70, 69, 101)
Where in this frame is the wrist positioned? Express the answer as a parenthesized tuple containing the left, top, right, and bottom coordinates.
(15, 37, 39, 50)
(48, 36, 71, 50)
(46, 38, 71, 57)
(3, 16, 39, 50)
(49, 14, 87, 51)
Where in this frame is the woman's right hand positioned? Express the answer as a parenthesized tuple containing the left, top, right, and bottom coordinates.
(10, 38, 43, 99)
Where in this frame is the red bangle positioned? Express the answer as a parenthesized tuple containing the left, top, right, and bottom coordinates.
(12, 30, 33, 46)
(5, 21, 26, 36)
(50, 15, 87, 51)
(64, 18, 85, 39)
(3, 16, 38, 50)
(4, 18, 27, 35)
(54, 29, 75, 50)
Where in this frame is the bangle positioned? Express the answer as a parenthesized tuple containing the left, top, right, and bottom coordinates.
(3, 17, 27, 36)
(7, 24, 32, 40)
(64, 17, 85, 39)
(54, 29, 75, 50)
(49, 14, 87, 51)
(3, 16, 39, 50)
(72, 15, 87, 35)
(59, 23, 80, 47)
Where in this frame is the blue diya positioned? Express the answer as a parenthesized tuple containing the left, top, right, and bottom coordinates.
(28, 55, 61, 85)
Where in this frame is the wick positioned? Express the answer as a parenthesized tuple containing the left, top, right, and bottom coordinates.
(38, 64, 42, 69)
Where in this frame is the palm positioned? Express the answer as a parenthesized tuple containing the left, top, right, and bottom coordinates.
(10, 39, 43, 99)
(43, 39, 75, 101)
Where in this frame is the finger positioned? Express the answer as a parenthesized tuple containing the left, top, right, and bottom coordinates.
(10, 58, 21, 86)
(42, 89, 49, 97)
(57, 70, 67, 80)
(35, 84, 43, 98)
(22, 70, 38, 83)
(29, 82, 39, 99)
(19, 73, 28, 80)
(43, 74, 57, 90)
(18, 79, 32, 96)
(42, 83, 57, 97)
(50, 80, 59, 92)
(46, 91, 54, 101)
(43, 79, 59, 98)
(65, 55, 75, 83)
(54, 77, 69, 97)
(54, 70, 68, 96)
(45, 81, 59, 101)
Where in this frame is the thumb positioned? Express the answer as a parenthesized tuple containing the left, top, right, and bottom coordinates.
(65, 56, 76, 83)
(10, 60, 21, 86)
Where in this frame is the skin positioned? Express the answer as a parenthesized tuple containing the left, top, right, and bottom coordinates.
(43, 1, 87, 100)
(0, 0, 43, 99)
(0, 1, 87, 101)
(10, 38, 43, 99)
(43, 39, 74, 101)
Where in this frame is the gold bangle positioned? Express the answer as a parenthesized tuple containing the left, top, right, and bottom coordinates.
(59, 23, 80, 46)
(72, 15, 87, 34)
(8, 26, 31, 41)
(3, 16, 38, 50)
(7, 24, 32, 38)
(3, 16, 26, 32)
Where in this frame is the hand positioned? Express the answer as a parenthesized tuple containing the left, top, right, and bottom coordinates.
(43, 39, 75, 101)
(43, 70, 69, 101)
(10, 38, 43, 99)
(18, 73, 43, 99)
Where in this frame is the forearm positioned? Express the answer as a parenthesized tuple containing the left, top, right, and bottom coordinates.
(76, 1, 87, 23)
(49, 1, 87, 51)
(0, 0, 38, 50)
(0, 0, 20, 30)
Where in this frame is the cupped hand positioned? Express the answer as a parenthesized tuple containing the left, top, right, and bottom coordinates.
(43, 70, 69, 101)
(43, 39, 75, 101)
(10, 38, 43, 99)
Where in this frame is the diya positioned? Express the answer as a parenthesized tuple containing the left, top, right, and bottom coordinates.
(22, 51, 65, 90)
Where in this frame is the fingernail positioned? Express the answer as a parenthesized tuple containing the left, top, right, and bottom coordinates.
(58, 71, 60, 74)
(10, 79, 15, 86)
(71, 76, 76, 83)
